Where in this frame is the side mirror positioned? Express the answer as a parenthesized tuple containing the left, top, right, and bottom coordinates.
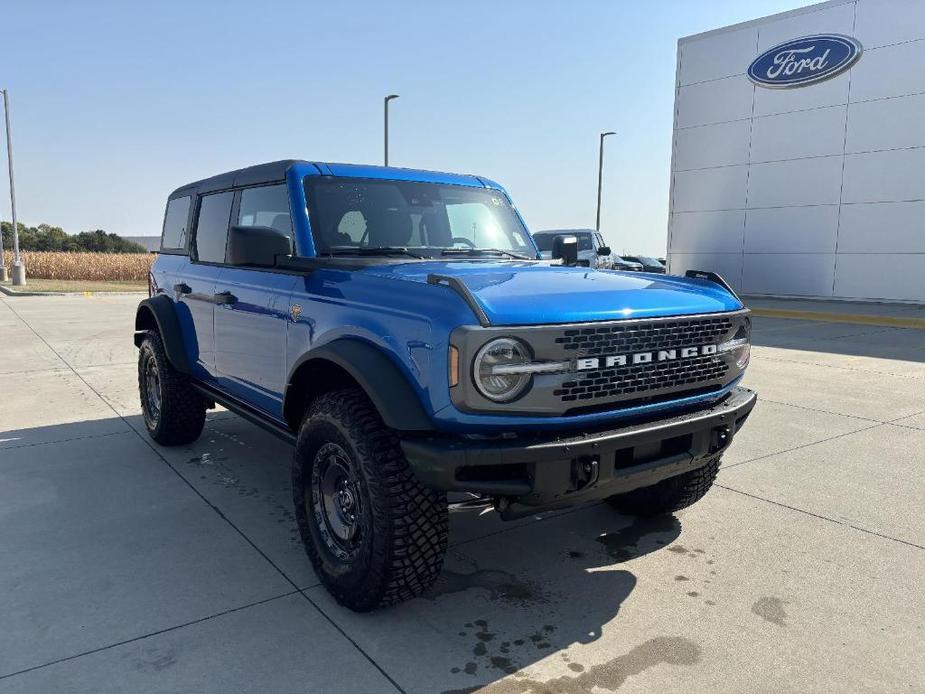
(552, 235, 579, 266)
(597, 245, 611, 256)
(226, 225, 292, 267)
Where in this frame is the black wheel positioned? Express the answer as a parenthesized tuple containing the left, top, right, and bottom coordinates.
(137, 331, 206, 445)
(292, 388, 448, 611)
(606, 457, 721, 516)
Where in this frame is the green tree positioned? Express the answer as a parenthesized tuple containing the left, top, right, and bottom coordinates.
(1, 221, 147, 253)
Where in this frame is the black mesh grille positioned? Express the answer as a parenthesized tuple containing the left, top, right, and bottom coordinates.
(552, 316, 733, 403)
(554, 356, 728, 403)
(554, 316, 732, 355)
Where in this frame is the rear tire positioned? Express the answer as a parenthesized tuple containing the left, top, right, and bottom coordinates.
(137, 331, 206, 445)
(292, 388, 448, 611)
(605, 457, 721, 516)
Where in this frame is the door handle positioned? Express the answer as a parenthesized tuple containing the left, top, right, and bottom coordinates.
(173, 282, 192, 295)
(213, 290, 237, 305)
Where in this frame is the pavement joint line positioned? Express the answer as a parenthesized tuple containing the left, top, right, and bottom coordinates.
(887, 408, 925, 423)
(0, 429, 128, 451)
(884, 421, 925, 433)
(750, 307, 925, 330)
(1, 299, 406, 694)
(720, 422, 884, 471)
(294, 590, 406, 694)
(751, 353, 925, 381)
(716, 485, 925, 552)
(0, 591, 300, 682)
(752, 397, 887, 425)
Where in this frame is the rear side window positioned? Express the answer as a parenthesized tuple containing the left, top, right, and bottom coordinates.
(161, 196, 191, 251)
(194, 192, 234, 263)
(238, 185, 292, 237)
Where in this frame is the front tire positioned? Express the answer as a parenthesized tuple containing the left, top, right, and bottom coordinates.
(137, 331, 206, 445)
(292, 388, 448, 611)
(606, 457, 721, 516)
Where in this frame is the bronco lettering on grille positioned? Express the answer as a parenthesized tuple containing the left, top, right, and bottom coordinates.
(575, 344, 718, 371)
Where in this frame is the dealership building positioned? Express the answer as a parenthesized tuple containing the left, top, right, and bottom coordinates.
(666, 0, 925, 303)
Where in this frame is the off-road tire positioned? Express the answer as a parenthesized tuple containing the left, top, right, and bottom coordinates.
(137, 331, 206, 445)
(292, 387, 448, 611)
(605, 457, 721, 516)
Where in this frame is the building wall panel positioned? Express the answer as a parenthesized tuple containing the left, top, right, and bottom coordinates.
(670, 210, 746, 253)
(742, 253, 836, 296)
(747, 157, 844, 209)
(855, 0, 925, 49)
(673, 120, 751, 171)
(676, 76, 754, 128)
(669, 0, 924, 301)
(744, 205, 840, 254)
(749, 106, 847, 163)
(672, 166, 749, 213)
(837, 201, 925, 253)
(846, 92, 925, 153)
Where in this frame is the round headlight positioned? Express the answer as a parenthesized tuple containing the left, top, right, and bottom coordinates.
(473, 338, 532, 402)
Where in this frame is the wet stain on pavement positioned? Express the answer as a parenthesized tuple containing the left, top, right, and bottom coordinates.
(130, 648, 178, 674)
(443, 636, 701, 694)
(752, 596, 787, 626)
(428, 570, 548, 606)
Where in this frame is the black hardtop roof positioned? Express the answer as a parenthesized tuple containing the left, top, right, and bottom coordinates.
(168, 159, 309, 200)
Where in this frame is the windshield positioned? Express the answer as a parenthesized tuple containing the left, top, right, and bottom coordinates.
(533, 232, 594, 252)
(304, 177, 537, 258)
(632, 256, 663, 266)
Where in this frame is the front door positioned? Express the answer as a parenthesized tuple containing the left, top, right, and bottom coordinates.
(212, 183, 296, 419)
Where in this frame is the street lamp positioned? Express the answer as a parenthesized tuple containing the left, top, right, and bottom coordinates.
(596, 131, 616, 232)
(384, 94, 399, 166)
(1, 89, 24, 285)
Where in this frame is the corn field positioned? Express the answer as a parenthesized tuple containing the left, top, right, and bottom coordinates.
(1, 250, 154, 281)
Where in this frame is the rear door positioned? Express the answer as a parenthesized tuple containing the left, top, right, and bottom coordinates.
(213, 184, 297, 419)
(181, 191, 234, 379)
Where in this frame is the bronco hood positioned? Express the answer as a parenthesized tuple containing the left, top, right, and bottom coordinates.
(361, 261, 742, 325)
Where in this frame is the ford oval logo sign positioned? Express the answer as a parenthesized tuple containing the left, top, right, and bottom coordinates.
(748, 34, 862, 88)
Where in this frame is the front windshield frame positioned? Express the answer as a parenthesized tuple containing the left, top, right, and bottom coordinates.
(303, 176, 538, 259)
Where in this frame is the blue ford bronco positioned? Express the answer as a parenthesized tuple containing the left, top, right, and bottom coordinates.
(134, 160, 756, 611)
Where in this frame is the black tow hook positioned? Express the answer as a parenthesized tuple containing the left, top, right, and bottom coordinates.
(710, 425, 731, 454)
(570, 455, 600, 492)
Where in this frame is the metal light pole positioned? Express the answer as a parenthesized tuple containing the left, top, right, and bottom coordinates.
(595, 131, 616, 232)
(2, 89, 24, 285)
(384, 94, 399, 166)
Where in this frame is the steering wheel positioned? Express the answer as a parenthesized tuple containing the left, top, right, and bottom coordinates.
(451, 237, 476, 248)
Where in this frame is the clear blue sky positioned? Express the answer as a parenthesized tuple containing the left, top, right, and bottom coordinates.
(3, 0, 809, 255)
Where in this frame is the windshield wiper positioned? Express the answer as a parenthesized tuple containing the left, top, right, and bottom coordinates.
(440, 247, 533, 260)
(327, 246, 424, 259)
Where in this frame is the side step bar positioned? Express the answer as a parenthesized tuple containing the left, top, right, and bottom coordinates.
(192, 381, 296, 446)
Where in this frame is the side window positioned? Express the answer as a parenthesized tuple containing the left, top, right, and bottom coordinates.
(238, 185, 291, 237)
(576, 234, 594, 251)
(161, 196, 191, 251)
(194, 192, 234, 263)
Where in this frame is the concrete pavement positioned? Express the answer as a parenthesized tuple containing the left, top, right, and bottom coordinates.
(1, 292, 923, 692)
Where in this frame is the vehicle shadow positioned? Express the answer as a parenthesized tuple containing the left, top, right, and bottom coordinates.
(749, 315, 925, 364)
(314, 502, 685, 693)
(1, 414, 688, 693)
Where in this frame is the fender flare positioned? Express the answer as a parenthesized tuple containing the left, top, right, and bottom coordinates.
(133, 295, 192, 374)
(285, 339, 434, 432)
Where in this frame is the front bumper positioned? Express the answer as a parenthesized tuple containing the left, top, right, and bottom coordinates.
(402, 386, 756, 519)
